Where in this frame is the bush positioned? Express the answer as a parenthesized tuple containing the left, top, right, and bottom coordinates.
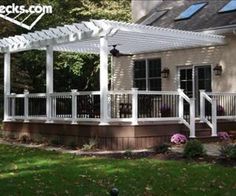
(218, 132, 230, 140)
(124, 149, 133, 157)
(68, 141, 77, 150)
(183, 140, 205, 158)
(153, 143, 170, 154)
(82, 138, 97, 151)
(220, 143, 236, 160)
(0, 130, 3, 138)
(171, 133, 187, 144)
(50, 137, 63, 146)
(19, 134, 31, 144)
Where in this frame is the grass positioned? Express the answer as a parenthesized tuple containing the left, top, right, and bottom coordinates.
(0, 144, 236, 195)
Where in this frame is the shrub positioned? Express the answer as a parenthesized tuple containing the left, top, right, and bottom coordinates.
(220, 143, 236, 160)
(0, 130, 3, 138)
(171, 133, 187, 144)
(183, 140, 205, 158)
(19, 134, 31, 144)
(50, 137, 63, 146)
(124, 149, 133, 157)
(218, 132, 230, 140)
(68, 140, 77, 150)
(153, 143, 170, 154)
(82, 138, 97, 151)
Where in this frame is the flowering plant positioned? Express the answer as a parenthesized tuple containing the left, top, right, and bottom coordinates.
(170, 133, 187, 144)
(160, 104, 171, 117)
(218, 131, 230, 140)
(217, 105, 225, 116)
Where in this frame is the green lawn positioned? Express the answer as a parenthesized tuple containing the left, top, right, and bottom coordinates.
(0, 144, 236, 196)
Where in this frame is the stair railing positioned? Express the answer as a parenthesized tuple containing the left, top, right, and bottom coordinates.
(178, 89, 195, 138)
(200, 90, 217, 136)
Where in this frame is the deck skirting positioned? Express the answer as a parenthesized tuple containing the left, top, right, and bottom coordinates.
(3, 121, 236, 150)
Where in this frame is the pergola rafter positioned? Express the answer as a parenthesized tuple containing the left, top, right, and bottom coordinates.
(0, 19, 225, 54)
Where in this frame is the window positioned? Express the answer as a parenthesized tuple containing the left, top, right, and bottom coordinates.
(219, 0, 236, 13)
(142, 10, 168, 25)
(134, 59, 161, 91)
(175, 2, 207, 20)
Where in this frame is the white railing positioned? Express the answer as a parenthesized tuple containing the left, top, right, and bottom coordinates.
(207, 92, 236, 119)
(178, 89, 195, 138)
(200, 90, 217, 136)
(6, 88, 196, 136)
(7, 90, 101, 123)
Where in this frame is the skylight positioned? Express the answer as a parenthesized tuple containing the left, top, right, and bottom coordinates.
(142, 10, 167, 25)
(219, 0, 236, 13)
(175, 2, 207, 20)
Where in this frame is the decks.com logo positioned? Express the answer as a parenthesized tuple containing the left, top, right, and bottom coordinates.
(0, 3, 52, 30)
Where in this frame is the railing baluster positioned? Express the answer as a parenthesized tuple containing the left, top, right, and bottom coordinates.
(71, 89, 78, 124)
(24, 89, 29, 122)
(189, 98, 195, 138)
(212, 98, 217, 136)
(11, 93, 16, 120)
(200, 90, 205, 121)
(178, 89, 184, 119)
(132, 88, 138, 125)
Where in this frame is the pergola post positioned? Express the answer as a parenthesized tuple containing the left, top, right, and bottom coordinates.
(99, 36, 109, 125)
(3, 52, 11, 121)
(46, 45, 54, 123)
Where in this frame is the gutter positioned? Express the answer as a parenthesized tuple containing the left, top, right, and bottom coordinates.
(197, 24, 236, 35)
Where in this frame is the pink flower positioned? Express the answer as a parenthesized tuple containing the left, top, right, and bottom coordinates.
(171, 133, 187, 144)
(218, 131, 230, 140)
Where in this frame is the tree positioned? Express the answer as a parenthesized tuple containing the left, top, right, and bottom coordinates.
(0, 0, 131, 94)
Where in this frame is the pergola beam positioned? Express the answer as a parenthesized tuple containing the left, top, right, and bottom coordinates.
(0, 19, 225, 54)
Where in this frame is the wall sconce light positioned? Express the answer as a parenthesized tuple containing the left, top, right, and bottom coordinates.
(213, 64, 222, 76)
(161, 68, 170, 78)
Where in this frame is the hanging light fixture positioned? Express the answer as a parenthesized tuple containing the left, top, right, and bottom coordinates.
(161, 68, 170, 78)
(213, 64, 222, 76)
(110, 45, 120, 57)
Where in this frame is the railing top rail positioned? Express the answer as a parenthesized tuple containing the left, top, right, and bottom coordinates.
(77, 91, 100, 95)
(50, 92, 72, 97)
(28, 93, 46, 98)
(138, 90, 179, 95)
(207, 92, 236, 96)
(109, 90, 133, 94)
(8, 94, 24, 98)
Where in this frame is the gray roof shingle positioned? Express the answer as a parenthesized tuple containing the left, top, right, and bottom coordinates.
(138, 0, 236, 31)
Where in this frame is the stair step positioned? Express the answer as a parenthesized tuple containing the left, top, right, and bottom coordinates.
(195, 129, 212, 137)
(190, 136, 219, 143)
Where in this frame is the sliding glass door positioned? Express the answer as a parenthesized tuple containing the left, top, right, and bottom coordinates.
(178, 65, 212, 116)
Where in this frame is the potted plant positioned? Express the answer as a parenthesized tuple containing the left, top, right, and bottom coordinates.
(160, 104, 171, 117)
(217, 105, 225, 116)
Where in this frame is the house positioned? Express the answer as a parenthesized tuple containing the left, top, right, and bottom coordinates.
(1, 0, 235, 149)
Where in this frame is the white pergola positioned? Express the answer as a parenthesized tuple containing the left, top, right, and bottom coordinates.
(0, 19, 225, 125)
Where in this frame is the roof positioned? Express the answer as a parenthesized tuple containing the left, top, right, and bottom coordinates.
(0, 19, 225, 54)
(138, 0, 236, 32)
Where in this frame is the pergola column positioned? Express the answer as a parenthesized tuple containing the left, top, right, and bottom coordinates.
(3, 52, 11, 121)
(46, 45, 53, 122)
(99, 36, 109, 125)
